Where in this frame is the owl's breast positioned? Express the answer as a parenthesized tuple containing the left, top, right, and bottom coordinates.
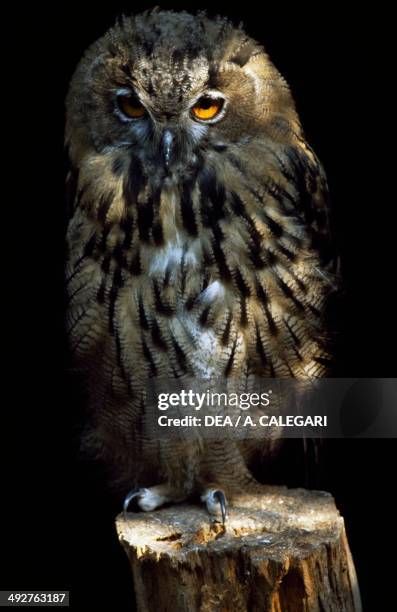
(133, 234, 245, 379)
(67, 173, 331, 384)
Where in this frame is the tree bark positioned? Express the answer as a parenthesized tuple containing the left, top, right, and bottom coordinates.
(116, 486, 361, 612)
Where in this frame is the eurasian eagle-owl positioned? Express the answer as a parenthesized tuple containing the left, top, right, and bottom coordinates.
(65, 9, 336, 521)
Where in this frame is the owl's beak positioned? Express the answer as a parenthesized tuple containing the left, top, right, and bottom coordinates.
(162, 130, 174, 169)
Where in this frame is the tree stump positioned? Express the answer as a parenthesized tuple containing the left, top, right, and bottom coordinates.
(116, 486, 361, 612)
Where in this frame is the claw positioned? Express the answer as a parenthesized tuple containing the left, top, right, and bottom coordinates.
(213, 490, 227, 524)
(123, 487, 145, 521)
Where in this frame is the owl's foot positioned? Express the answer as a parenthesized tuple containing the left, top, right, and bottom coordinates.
(200, 488, 228, 524)
(123, 483, 187, 519)
(123, 484, 228, 524)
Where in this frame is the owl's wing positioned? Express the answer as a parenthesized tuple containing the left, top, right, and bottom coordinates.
(284, 142, 338, 272)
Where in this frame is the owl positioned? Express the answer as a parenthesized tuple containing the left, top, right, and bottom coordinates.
(65, 9, 336, 522)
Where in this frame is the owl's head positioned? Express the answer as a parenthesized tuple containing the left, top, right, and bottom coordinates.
(66, 10, 299, 186)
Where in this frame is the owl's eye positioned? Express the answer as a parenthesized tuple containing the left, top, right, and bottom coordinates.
(117, 93, 147, 119)
(191, 96, 224, 121)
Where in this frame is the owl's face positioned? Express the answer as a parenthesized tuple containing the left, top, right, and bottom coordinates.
(66, 10, 298, 186)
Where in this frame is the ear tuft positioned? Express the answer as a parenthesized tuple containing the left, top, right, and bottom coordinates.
(230, 40, 263, 67)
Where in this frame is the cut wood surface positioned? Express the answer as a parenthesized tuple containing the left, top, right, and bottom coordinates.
(116, 486, 361, 612)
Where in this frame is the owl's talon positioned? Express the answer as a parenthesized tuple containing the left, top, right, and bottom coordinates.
(123, 487, 146, 520)
(214, 490, 227, 524)
(123, 484, 188, 516)
(201, 488, 228, 524)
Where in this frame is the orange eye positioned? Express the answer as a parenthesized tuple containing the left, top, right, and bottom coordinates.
(117, 94, 146, 119)
(191, 97, 224, 121)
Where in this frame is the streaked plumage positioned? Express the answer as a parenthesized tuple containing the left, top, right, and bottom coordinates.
(65, 10, 337, 515)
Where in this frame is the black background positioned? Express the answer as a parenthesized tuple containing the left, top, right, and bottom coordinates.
(2, 2, 395, 610)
